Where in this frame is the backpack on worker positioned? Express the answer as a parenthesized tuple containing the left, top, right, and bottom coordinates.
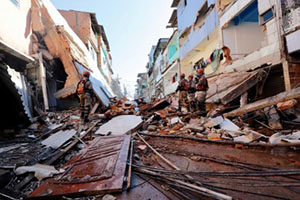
(77, 79, 86, 94)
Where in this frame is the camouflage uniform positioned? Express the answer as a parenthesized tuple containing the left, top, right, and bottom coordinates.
(195, 75, 208, 112)
(187, 79, 196, 112)
(77, 78, 93, 122)
(176, 79, 188, 112)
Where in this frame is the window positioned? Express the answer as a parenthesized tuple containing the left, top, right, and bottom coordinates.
(260, 8, 274, 25)
(10, 0, 20, 7)
(179, 0, 187, 14)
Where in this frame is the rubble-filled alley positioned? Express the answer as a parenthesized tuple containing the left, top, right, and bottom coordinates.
(1, 0, 300, 199)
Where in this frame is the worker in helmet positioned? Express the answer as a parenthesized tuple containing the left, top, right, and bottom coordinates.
(195, 68, 208, 113)
(76, 70, 93, 122)
(175, 73, 188, 112)
(187, 74, 196, 112)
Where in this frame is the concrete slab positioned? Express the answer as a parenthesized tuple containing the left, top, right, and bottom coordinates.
(95, 115, 143, 136)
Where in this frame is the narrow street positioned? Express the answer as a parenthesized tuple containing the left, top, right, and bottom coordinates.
(1, 0, 300, 200)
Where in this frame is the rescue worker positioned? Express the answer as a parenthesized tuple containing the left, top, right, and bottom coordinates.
(175, 73, 188, 112)
(76, 70, 93, 122)
(195, 69, 208, 113)
(187, 74, 196, 112)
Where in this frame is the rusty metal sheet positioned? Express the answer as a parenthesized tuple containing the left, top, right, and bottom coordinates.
(29, 135, 131, 199)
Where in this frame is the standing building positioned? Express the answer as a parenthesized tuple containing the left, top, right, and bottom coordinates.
(152, 38, 169, 99)
(134, 72, 148, 100)
(0, 0, 35, 128)
(174, 0, 220, 76)
(59, 10, 114, 85)
(162, 5, 181, 96)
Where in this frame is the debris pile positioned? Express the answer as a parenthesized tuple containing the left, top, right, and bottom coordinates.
(0, 93, 300, 199)
(137, 96, 300, 145)
(0, 109, 102, 199)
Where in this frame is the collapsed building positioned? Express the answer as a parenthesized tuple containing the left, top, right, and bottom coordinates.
(0, 0, 115, 131)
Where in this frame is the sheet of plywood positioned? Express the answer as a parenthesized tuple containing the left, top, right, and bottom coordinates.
(41, 130, 76, 149)
(95, 115, 143, 136)
(29, 135, 131, 199)
(207, 70, 262, 104)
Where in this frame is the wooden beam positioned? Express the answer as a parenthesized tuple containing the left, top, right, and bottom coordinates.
(38, 53, 49, 111)
(224, 87, 300, 118)
(282, 59, 292, 91)
(221, 71, 264, 105)
(138, 168, 232, 200)
(90, 102, 99, 114)
(126, 137, 134, 189)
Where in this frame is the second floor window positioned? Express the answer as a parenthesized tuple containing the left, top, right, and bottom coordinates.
(10, 0, 20, 7)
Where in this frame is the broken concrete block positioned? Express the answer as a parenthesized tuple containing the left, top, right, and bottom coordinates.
(190, 156, 202, 161)
(204, 116, 224, 128)
(264, 106, 283, 130)
(147, 125, 157, 132)
(207, 132, 221, 140)
(137, 145, 147, 153)
(102, 194, 116, 200)
(219, 118, 239, 132)
(277, 99, 297, 111)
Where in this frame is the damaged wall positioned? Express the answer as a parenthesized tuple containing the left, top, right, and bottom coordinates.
(0, 0, 32, 56)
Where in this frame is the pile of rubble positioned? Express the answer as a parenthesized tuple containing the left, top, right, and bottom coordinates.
(0, 93, 300, 199)
(139, 96, 300, 146)
(0, 109, 103, 199)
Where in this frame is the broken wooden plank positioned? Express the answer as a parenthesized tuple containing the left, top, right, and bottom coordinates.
(136, 133, 193, 180)
(221, 70, 265, 105)
(15, 121, 100, 191)
(137, 168, 232, 200)
(95, 115, 143, 136)
(29, 135, 131, 198)
(224, 87, 300, 118)
(126, 137, 134, 189)
(41, 130, 77, 149)
(90, 102, 99, 114)
(38, 52, 49, 111)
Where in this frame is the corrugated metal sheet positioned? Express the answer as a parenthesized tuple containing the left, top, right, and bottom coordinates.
(5, 64, 33, 122)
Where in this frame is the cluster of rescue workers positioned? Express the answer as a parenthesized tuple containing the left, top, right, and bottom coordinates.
(75, 69, 208, 123)
(175, 68, 208, 113)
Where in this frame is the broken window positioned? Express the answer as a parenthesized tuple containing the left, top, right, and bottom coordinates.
(222, 0, 265, 60)
(260, 8, 274, 25)
(194, 1, 209, 31)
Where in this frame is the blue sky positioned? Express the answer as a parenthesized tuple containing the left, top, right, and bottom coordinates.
(50, 0, 174, 98)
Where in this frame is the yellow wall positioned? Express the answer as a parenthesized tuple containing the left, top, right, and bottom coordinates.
(180, 34, 221, 77)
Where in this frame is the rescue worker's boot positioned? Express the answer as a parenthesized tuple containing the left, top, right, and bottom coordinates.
(191, 101, 196, 112)
(80, 112, 84, 120)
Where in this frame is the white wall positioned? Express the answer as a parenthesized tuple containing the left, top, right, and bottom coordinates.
(0, 0, 32, 55)
(223, 22, 265, 59)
